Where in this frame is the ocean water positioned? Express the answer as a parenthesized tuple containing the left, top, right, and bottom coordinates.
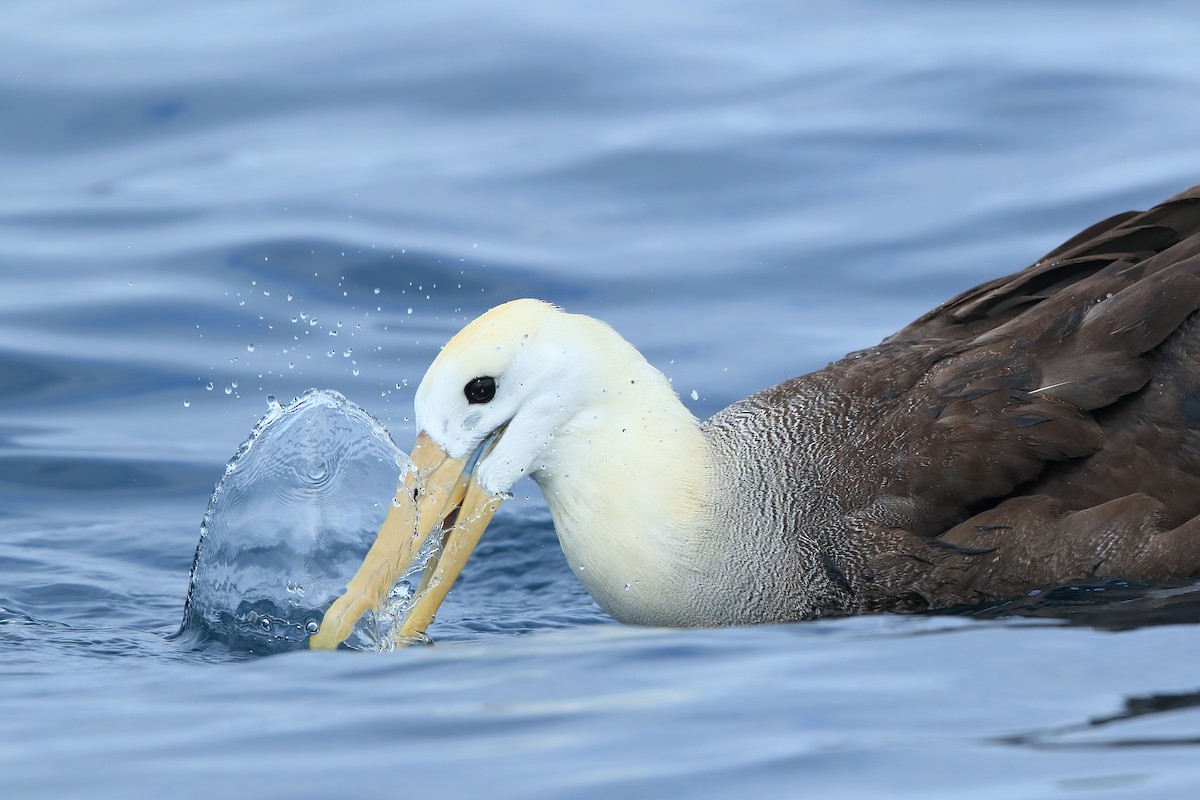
(3, 1, 1200, 797)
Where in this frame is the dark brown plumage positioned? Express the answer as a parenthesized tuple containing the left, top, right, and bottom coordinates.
(703, 184, 1200, 618)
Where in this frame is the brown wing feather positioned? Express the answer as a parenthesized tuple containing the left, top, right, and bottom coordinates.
(889, 185, 1200, 342)
(843, 185, 1200, 611)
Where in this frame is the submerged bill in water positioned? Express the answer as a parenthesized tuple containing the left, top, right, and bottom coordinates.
(177, 389, 428, 653)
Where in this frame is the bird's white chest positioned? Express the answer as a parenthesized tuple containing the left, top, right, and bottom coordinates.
(539, 475, 708, 626)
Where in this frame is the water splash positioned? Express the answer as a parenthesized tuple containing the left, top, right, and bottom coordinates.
(176, 389, 418, 653)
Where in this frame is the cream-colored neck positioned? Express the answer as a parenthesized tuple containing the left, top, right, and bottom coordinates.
(528, 335, 719, 626)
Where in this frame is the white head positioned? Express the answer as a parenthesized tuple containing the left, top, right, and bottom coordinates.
(415, 298, 635, 495)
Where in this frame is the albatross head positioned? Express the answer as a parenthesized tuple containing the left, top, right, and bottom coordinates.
(310, 299, 707, 649)
(412, 298, 594, 495)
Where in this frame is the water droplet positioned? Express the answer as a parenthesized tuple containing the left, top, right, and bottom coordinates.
(374, 288, 381, 295)
(183, 400, 191, 408)
(305, 621, 319, 635)
(690, 389, 699, 401)
(247, 343, 255, 353)
(224, 386, 233, 395)
(406, 307, 413, 315)
(206, 382, 214, 391)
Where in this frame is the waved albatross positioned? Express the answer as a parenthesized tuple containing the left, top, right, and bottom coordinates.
(311, 184, 1200, 649)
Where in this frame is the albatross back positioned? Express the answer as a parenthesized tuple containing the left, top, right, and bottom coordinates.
(701, 184, 1200, 620)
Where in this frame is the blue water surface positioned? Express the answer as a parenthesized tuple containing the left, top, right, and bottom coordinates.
(3, 1, 1200, 797)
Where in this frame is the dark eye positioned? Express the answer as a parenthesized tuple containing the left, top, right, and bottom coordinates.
(464, 376, 497, 404)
